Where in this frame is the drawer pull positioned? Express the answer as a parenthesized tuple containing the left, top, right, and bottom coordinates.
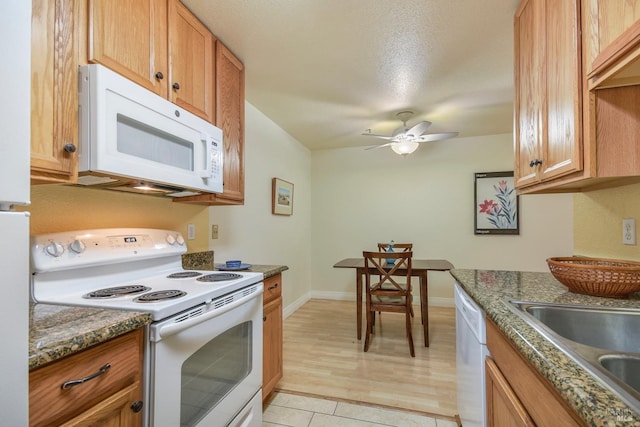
(60, 363, 111, 390)
(268, 283, 279, 291)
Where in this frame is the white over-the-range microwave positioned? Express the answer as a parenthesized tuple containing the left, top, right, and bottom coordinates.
(77, 64, 223, 197)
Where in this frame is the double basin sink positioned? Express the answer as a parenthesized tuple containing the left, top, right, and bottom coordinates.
(506, 300, 640, 413)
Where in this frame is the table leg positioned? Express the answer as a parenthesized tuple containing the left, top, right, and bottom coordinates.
(356, 268, 363, 340)
(420, 272, 430, 347)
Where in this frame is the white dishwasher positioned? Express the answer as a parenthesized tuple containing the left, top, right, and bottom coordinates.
(455, 282, 490, 427)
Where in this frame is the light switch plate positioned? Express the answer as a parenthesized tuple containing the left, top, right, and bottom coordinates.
(623, 218, 636, 245)
(187, 223, 195, 240)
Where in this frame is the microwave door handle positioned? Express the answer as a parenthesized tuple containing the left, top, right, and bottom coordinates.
(198, 134, 212, 179)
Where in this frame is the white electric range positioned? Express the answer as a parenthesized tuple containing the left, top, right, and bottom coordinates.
(30, 228, 264, 427)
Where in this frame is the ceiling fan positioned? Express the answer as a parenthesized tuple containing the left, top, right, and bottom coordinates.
(362, 111, 459, 155)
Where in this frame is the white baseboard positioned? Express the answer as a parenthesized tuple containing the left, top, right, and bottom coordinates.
(282, 291, 454, 319)
(282, 293, 311, 320)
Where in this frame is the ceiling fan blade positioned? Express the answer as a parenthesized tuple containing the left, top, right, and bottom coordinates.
(365, 143, 393, 150)
(405, 121, 432, 138)
(361, 132, 393, 140)
(415, 132, 459, 142)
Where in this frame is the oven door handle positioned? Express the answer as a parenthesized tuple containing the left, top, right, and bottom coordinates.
(153, 290, 260, 341)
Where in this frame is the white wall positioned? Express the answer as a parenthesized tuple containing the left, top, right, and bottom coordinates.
(209, 102, 312, 312)
(311, 133, 574, 305)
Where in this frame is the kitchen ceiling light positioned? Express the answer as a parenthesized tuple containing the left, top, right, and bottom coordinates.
(363, 111, 459, 155)
(391, 140, 420, 155)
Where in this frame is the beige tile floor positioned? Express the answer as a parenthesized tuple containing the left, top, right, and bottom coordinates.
(263, 392, 459, 427)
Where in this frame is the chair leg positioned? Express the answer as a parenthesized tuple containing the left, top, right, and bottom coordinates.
(406, 311, 415, 357)
(364, 309, 372, 352)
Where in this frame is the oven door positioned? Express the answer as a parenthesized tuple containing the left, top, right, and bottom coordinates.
(147, 283, 263, 427)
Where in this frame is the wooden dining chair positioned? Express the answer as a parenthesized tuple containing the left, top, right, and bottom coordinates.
(362, 250, 415, 357)
(376, 242, 414, 317)
(377, 242, 413, 253)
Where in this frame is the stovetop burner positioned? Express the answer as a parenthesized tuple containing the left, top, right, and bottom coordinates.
(133, 290, 187, 303)
(197, 273, 243, 282)
(167, 271, 203, 279)
(84, 285, 151, 299)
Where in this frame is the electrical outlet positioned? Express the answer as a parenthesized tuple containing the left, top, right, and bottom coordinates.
(623, 218, 636, 245)
(187, 223, 195, 240)
(212, 224, 219, 239)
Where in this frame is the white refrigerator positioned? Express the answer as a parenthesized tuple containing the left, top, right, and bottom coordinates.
(0, 2, 31, 425)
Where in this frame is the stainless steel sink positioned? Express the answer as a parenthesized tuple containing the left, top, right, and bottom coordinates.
(599, 355, 640, 394)
(523, 304, 640, 353)
(506, 301, 640, 413)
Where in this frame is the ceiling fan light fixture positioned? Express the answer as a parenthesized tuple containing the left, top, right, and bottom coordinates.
(391, 141, 420, 155)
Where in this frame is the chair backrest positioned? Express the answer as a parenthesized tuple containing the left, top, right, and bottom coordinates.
(377, 243, 413, 253)
(363, 250, 412, 294)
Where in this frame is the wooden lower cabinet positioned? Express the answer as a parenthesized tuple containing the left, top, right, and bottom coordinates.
(486, 318, 586, 427)
(29, 329, 145, 427)
(263, 274, 283, 402)
(486, 357, 535, 427)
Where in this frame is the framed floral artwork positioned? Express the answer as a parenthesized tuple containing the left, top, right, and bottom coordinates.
(474, 171, 519, 235)
(272, 178, 294, 216)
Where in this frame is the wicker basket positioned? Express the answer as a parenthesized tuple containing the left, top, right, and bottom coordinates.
(547, 257, 640, 298)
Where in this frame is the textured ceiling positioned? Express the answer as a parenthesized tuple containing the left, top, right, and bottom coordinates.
(182, 0, 520, 151)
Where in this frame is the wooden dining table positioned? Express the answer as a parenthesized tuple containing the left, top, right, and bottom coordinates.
(333, 258, 454, 347)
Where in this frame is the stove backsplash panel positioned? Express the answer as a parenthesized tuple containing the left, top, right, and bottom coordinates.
(182, 251, 214, 271)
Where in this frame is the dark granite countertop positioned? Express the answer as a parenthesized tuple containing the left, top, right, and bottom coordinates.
(29, 303, 152, 371)
(450, 269, 640, 427)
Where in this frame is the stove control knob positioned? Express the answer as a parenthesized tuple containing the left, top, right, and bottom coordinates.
(176, 234, 185, 245)
(45, 241, 65, 257)
(166, 234, 176, 245)
(69, 239, 86, 254)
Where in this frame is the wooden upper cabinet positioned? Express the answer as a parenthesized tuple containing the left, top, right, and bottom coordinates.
(86, 0, 168, 97)
(31, 0, 78, 184)
(585, 0, 640, 89)
(514, 0, 582, 191)
(175, 41, 246, 206)
(541, 0, 582, 181)
(584, 0, 640, 74)
(514, 0, 544, 188)
(216, 41, 245, 202)
(168, 0, 215, 122)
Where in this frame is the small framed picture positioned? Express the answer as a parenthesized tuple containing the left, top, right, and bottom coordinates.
(272, 178, 294, 216)
(474, 171, 519, 235)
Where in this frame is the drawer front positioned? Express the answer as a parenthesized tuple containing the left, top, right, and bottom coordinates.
(263, 274, 282, 304)
(30, 328, 144, 426)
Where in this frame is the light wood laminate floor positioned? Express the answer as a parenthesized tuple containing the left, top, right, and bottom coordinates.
(277, 299, 457, 419)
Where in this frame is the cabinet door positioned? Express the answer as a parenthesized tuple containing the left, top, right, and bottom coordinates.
(584, 0, 640, 72)
(541, 0, 582, 181)
(168, 0, 215, 122)
(485, 357, 535, 427)
(87, 0, 168, 96)
(514, 0, 544, 188)
(216, 41, 245, 202)
(30, 329, 143, 426)
(514, 0, 582, 189)
(31, 0, 78, 184)
(60, 382, 143, 426)
(263, 295, 283, 401)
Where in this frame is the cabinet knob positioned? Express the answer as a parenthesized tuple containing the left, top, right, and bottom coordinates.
(263, 316, 267, 322)
(63, 143, 77, 153)
(155, 71, 164, 80)
(130, 400, 144, 413)
(172, 82, 180, 90)
(529, 159, 543, 167)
